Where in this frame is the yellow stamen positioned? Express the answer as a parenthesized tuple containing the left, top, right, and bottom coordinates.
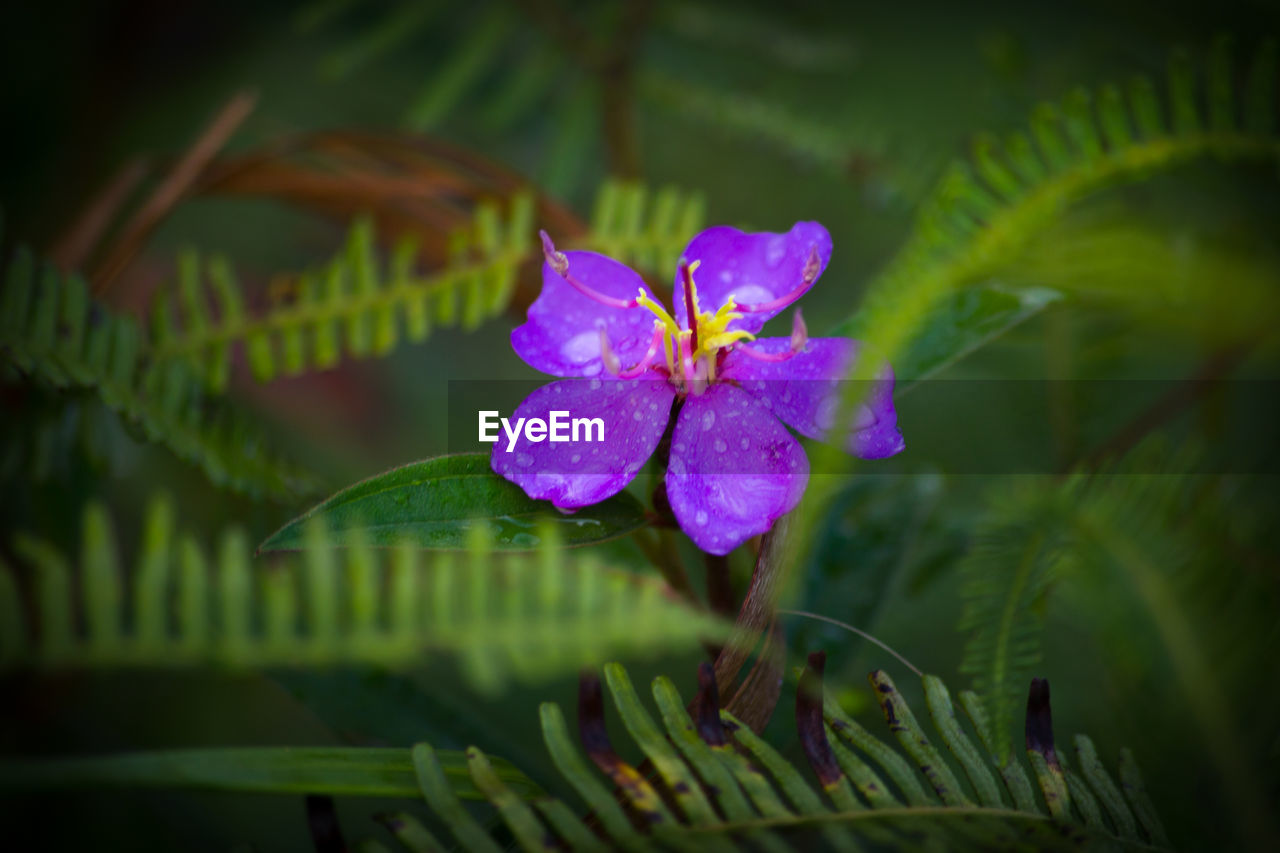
(636, 288, 681, 337)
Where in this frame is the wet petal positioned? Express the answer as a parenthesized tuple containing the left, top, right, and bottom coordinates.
(665, 384, 808, 555)
(513, 252, 661, 377)
(722, 337, 905, 459)
(676, 223, 833, 335)
(492, 377, 675, 509)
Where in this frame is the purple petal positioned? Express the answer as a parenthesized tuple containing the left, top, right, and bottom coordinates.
(491, 377, 675, 509)
(675, 223, 833, 335)
(512, 252, 660, 377)
(665, 384, 809, 555)
(721, 337, 905, 459)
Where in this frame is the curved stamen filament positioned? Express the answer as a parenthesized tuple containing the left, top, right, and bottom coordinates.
(600, 321, 666, 378)
(734, 244, 823, 315)
(732, 309, 808, 363)
(541, 230, 640, 310)
(734, 345, 801, 363)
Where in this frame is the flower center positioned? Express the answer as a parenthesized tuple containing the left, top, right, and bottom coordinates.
(538, 230, 812, 391)
(633, 260, 754, 392)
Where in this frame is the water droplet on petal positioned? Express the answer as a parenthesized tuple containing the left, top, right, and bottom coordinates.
(733, 284, 772, 306)
(516, 453, 534, 467)
(570, 453, 581, 464)
(633, 409, 643, 421)
(561, 330, 600, 364)
(701, 409, 716, 431)
(589, 378, 602, 391)
(765, 235, 787, 267)
(713, 438, 727, 453)
(695, 510, 708, 526)
(740, 437, 750, 450)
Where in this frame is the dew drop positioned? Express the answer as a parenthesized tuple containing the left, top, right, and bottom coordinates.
(701, 409, 716, 431)
(570, 453, 581, 464)
(560, 330, 599, 364)
(589, 378, 602, 391)
(740, 437, 750, 451)
(732, 284, 772, 306)
(765, 235, 787, 267)
(713, 438, 727, 453)
(695, 510, 709, 526)
(515, 453, 534, 467)
(633, 409, 643, 421)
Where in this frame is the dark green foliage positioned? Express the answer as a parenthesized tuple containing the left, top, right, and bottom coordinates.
(836, 39, 1280, 359)
(0, 244, 315, 499)
(0, 495, 724, 691)
(957, 443, 1280, 844)
(149, 195, 535, 392)
(0, 661, 1170, 851)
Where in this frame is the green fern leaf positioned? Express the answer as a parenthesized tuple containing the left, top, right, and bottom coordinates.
(0, 245, 315, 498)
(835, 38, 1280, 365)
(0, 495, 724, 691)
(146, 180, 706, 392)
(955, 441, 1280, 848)
(147, 193, 535, 392)
(3, 659, 1170, 851)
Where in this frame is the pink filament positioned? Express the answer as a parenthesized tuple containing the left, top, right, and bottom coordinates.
(735, 244, 822, 315)
(603, 323, 666, 378)
(734, 344, 800, 363)
(541, 230, 640, 310)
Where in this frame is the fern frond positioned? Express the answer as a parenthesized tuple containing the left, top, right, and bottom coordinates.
(581, 180, 707, 278)
(147, 194, 535, 392)
(146, 181, 707, 392)
(838, 37, 1280, 357)
(0, 495, 724, 692)
(5, 660, 1170, 851)
(0, 246, 315, 498)
(957, 480, 1070, 762)
(956, 442, 1280, 847)
(640, 72, 941, 203)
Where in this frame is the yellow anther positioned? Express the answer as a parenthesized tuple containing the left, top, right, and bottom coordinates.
(698, 330, 755, 356)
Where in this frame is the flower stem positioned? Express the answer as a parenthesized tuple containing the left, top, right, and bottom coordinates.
(711, 512, 794, 731)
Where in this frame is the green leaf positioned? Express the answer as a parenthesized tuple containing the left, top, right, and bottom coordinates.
(0, 747, 538, 801)
(259, 453, 647, 552)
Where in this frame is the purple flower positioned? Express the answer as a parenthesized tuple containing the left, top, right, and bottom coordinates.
(492, 222, 904, 555)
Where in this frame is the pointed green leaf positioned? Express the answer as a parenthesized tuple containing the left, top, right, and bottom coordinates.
(259, 453, 647, 552)
(0, 747, 535, 801)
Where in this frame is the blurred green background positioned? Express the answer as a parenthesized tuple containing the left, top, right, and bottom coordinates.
(2, 0, 1278, 850)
